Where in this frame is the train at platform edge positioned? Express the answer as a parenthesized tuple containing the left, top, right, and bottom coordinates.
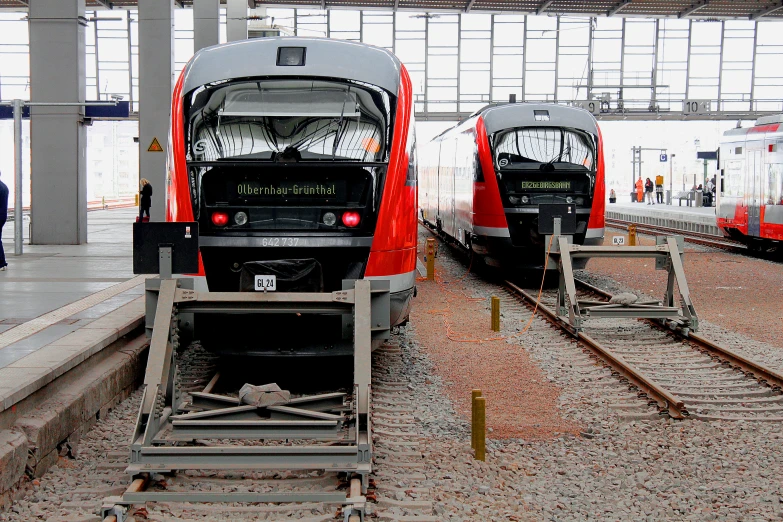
(164, 38, 418, 354)
(418, 103, 605, 269)
(717, 115, 783, 252)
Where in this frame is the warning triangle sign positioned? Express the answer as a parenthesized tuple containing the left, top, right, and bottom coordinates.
(147, 137, 164, 152)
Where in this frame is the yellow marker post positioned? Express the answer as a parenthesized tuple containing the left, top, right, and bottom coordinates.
(425, 238, 436, 281)
(491, 296, 500, 332)
(628, 224, 637, 246)
(471, 389, 482, 450)
(474, 397, 486, 461)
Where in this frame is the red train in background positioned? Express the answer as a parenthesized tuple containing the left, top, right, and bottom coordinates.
(718, 115, 783, 252)
(419, 103, 605, 269)
(165, 37, 417, 354)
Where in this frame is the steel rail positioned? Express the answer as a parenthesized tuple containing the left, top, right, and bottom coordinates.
(605, 217, 746, 251)
(504, 280, 687, 419)
(575, 277, 783, 393)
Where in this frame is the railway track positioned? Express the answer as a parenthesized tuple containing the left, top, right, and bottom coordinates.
(605, 217, 747, 252)
(97, 340, 435, 522)
(504, 279, 783, 422)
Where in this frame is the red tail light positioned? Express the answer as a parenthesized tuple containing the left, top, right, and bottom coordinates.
(342, 211, 361, 227)
(211, 212, 229, 226)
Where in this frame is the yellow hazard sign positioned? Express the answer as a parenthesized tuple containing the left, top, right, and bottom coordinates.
(147, 137, 164, 152)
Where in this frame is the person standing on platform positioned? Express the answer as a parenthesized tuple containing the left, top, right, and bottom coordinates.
(655, 173, 664, 204)
(645, 177, 655, 205)
(139, 178, 153, 222)
(635, 176, 644, 204)
(706, 177, 715, 207)
(609, 189, 617, 203)
(0, 171, 8, 271)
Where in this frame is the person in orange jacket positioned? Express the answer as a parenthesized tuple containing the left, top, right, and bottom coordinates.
(635, 176, 644, 204)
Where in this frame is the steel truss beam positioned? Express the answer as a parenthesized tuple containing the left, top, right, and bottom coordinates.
(751, 1, 783, 20)
(414, 109, 782, 122)
(536, 0, 554, 14)
(93, 0, 113, 8)
(607, 0, 632, 16)
(679, 1, 709, 18)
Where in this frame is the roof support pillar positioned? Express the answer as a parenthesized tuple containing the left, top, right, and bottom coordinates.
(138, 0, 174, 222)
(194, 0, 219, 52)
(226, 0, 248, 42)
(28, 0, 87, 244)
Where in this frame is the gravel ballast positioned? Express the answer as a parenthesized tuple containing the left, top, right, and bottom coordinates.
(2, 225, 782, 521)
(402, 226, 783, 520)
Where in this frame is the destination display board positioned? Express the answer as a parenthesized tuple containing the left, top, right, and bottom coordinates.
(233, 180, 348, 203)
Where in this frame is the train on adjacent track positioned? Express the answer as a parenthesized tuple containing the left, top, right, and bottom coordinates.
(418, 103, 605, 269)
(165, 37, 418, 355)
(718, 114, 783, 252)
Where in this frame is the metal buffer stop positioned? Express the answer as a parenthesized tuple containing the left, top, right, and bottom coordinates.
(536, 205, 697, 333)
(103, 222, 389, 522)
(554, 234, 698, 333)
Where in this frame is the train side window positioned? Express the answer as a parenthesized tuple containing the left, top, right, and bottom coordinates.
(725, 160, 744, 197)
(766, 164, 777, 205)
(774, 164, 783, 205)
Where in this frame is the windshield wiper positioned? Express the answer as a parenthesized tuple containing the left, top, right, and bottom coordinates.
(275, 145, 302, 162)
(540, 145, 571, 171)
(332, 95, 349, 160)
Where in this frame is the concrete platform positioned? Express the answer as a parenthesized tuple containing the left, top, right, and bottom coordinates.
(0, 208, 147, 412)
(605, 201, 721, 236)
(0, 208, 149, 505)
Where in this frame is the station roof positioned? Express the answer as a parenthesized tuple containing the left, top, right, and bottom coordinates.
(1, 0, 782, 19)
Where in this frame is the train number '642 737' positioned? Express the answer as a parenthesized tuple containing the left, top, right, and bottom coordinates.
(259, 238, 299, 247)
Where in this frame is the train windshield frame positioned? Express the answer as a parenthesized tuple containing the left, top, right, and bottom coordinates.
(185, 78, 394, 163)
(491, 127, 597, 172)
(181, 77, 397, 224)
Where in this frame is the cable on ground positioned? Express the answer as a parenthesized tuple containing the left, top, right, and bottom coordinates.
(516, 233, 555, 335)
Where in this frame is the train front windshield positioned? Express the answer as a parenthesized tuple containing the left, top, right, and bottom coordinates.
(184, 79, 394, 232)
(492, 127, 596, 207)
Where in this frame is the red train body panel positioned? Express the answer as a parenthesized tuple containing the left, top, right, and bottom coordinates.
(165, 38, 417, 352)
(717, 116, 783, 249)
(419, 103, 605, 268)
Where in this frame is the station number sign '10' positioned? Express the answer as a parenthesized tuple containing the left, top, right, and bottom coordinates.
(683, 100, 711, 115)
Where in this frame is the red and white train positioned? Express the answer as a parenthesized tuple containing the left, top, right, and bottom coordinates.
(419, 103, 605, 268)
(718, 115, 783, 251)
(165, 38, 417, 353)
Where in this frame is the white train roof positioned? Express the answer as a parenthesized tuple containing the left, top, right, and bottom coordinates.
(723, 114, 783, 140)
(478, 103, 600, 136)
(182, 37, 402, 96)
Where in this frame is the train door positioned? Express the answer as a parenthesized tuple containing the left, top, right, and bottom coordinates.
(420, 143, 440, 225)
(438, 138, 457, 236)
(747, 149, 762, 236)
(453, 130, 475, 247)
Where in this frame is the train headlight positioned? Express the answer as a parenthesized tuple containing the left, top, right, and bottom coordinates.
(575, 197, 585, 206)
(520, 195, 529, 204)
(342, 211, 361, 227)
(211, 212, 229, 226)
(234, 211, 248, 226)
(509, 196, 519, 204)
(566, 196, 574, 204)
(323, 212, 337, 226)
